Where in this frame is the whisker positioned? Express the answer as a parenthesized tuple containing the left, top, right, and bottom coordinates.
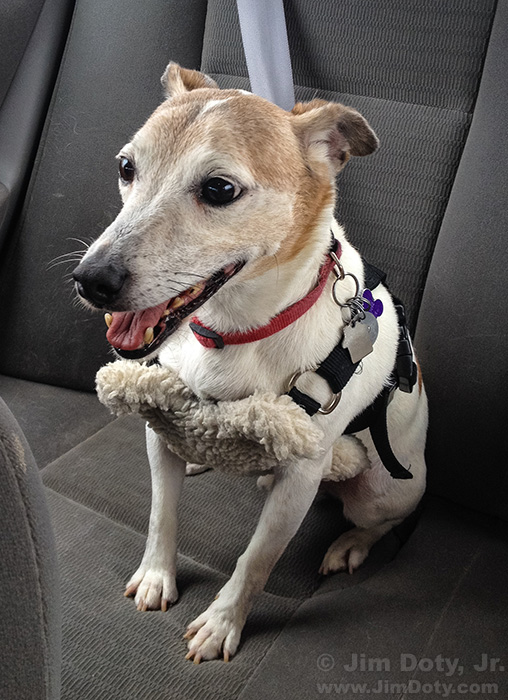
(163, 278, 196, 289)
(47, 247, 87, 270)
(68, 237, 92, 249)
(48, 251, 84, 262)
(173, 271, 207, 279)
(47, 257, 83, 271)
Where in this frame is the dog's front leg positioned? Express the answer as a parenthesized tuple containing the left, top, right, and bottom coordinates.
(184, 454, 325, 663)
(125, 425, 186, 611)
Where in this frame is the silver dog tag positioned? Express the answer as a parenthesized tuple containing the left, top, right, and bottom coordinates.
(362, 311, 379, 344)
(342, 319, 374, 364)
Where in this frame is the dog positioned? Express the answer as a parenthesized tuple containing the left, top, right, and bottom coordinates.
(73, 63, 427, 663)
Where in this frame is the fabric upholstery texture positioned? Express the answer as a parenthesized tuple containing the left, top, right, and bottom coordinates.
(0, 374, 113, 468)
(0, 0, 208, 390)
(239, 497, 508, 699)
(0, 0, 75, 247)
(0, 398, 61, 699)
(0, 0, 45, 109)
(1, 0, 507, 697)
(203, 0, 495, 111)
(42, 415, 403, 601)
(45, 488, 299, 700)
(416, 0, 508, 518)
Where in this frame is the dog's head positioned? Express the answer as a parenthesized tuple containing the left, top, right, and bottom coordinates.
(73, 63, 378, 359)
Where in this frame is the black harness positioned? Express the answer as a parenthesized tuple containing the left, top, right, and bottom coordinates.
(288, 260, 418, 479)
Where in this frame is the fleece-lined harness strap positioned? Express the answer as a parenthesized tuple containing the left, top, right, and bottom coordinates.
(191, 241, 417, 479)
(288, 258, 417, 479)
(286, 260, 386, 415)
(289, 272, 417, 479)
(339, 299, 417, 479)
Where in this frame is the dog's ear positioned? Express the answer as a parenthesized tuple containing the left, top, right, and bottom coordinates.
(290, 100, 378, 172)
(161, 62, 218, 98)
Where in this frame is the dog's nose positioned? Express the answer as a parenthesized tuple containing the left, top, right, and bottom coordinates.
(73, 259, 128, 308)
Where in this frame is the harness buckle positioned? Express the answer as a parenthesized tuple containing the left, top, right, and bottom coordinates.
(287, 369, 342, 415)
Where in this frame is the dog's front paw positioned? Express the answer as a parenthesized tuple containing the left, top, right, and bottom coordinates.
(184, 599, 245, 663)
(124, 566, 178, 612)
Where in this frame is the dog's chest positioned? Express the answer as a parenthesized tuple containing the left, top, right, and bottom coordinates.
(157, 302, 348, 404)
(158, 327, 284, 401)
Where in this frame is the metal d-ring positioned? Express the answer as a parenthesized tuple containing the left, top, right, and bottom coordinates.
(332, 272, 360, 308)
(287, 369, 342, 415)
(329, 251, 361, 308)
(329, 250, 345, 280)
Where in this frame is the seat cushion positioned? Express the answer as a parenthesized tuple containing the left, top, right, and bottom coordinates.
(0, 397, 61, 699)
(0, 374, 114, 468)
(42, 415, 403, 599)
(42, 415, 414, 699)
(239, 497, 508, 699)
(46, 487, 298, 700)
(46, 455, 508, 699)
(415, 0, 508, 519)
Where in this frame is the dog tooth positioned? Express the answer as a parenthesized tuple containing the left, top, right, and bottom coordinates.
(162, 309, 171, 317)
(144, 327, 154, 345)
(189, 282, 205, 297)
(172, 296, 185, 309)
(104, 313, 113, 328)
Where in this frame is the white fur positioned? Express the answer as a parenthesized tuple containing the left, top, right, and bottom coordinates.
(126, 214, 427, 662)
(79, 71, 428, 663)
(199, 98, 231, 115)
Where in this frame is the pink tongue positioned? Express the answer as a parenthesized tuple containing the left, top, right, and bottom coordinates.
(106, 301, 169, 350)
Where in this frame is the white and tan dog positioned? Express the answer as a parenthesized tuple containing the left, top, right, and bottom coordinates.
(73, 64, 427, 663)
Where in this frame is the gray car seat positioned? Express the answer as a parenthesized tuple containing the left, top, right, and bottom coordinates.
(1, 0, 507, 698)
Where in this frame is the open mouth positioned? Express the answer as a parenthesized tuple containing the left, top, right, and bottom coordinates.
(105, 261, 245, 360)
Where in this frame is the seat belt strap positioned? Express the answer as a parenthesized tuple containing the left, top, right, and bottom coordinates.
(236, 0, 295, 110)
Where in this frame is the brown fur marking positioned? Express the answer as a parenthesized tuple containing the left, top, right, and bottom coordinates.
(416, 358, 423, 395)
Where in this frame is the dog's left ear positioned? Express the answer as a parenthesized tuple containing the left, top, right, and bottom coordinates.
(161, 62, 218, 98)
(290, 100, 379, 173)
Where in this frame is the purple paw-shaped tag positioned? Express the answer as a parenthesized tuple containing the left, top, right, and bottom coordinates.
(362, 289, 383, 317)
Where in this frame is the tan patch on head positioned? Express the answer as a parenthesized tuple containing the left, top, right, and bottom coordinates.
(122, 87, 342, 291)
(244, 175, 334, 280)
(205, 95, 332, 275)
(182, 94, 338, 278)
(144, 90, 302, 190)
(202, 94, 304, 190)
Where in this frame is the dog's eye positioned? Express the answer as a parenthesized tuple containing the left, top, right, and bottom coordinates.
(119, 157, 136, 184)
(201, 177, 239, 205)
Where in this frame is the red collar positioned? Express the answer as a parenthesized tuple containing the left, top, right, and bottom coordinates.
(190, 239, 341, 349)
